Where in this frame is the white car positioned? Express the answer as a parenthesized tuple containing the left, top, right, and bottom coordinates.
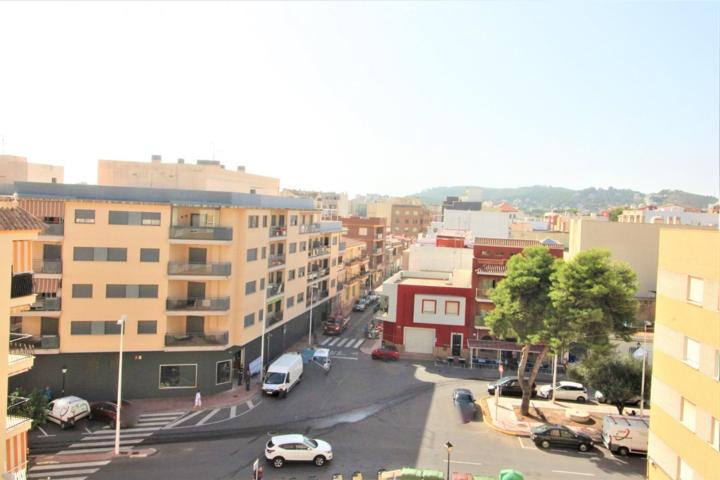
(45, 395, 92, 429)
(265, 434, 333, 468)
(538, 381, 588, 402)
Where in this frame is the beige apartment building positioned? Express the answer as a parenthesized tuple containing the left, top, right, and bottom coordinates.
(4, 182, 342, 399)
(97, 156, 280, 195)
(339, 237, 370, 306)
(0, 155, 64, 184)
(1, 198, 45, 479)
(647, 229, 719, 480)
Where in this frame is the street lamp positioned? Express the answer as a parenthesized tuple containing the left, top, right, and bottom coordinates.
(115, 314, 127, 456)
(445, 441, 453, 480)
(61, 366, 68, 396)
(308, 285, 318, 346)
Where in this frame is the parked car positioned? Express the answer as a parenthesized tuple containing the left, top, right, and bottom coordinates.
(46, 396, 92, 429)
(602, 414, 649, 456)
(594, 390, 643, 406)
(265, 434, 333, 468)
(371, 344, 399, 361)
(538, 381, 588, 402)
(530, 424, 594, 452)
(322, 315, 349, 335)
(367, 293, 379, 304)
(352, 299, 367, 312)
(452, 388, 478, 423)
(90, 400, 137, 428)
(487, 376, 537, 397)
(262, 353, 304, 397)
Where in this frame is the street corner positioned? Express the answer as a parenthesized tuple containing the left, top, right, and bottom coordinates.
(479, 396, 531, 437)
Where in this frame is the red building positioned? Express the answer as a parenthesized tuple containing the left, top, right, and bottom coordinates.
(340, 216, 386, 287)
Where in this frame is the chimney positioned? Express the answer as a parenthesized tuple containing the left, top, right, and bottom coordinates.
(177, 158, 185, 164)
(151, 154, 162, 163)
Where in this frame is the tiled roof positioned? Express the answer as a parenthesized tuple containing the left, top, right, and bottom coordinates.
(476, 264, 507, 275)
(474, 237, 563, 249)
(0, 205, 45, 231)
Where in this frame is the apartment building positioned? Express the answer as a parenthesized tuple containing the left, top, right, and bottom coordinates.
(385, 235, 411, 277)
(619, 205, 719, 228)
(340, 217, 386, 288)
(97, 157, 280, 195)
(5, 182, 343, 399)
(390, 204, 432, 237)
(1, 198, 44, 479)
(647, 229, 719, 480)
(0, 155, 64, 184)
(282, 190, 349, 220)
(338, 237, 370, 306)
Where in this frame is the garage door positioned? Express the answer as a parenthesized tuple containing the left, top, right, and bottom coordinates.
(404, 327, 435, 354)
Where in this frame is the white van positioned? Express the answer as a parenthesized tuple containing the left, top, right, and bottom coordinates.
(602, 414, 649, 456)
(46, 396, 91, 429)
(262, 353, 304, 397)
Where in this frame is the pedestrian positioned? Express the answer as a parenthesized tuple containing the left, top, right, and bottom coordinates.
(194, 389, 202, 409)
(244, 365, 251, 391)
(43, 385, 53, 402)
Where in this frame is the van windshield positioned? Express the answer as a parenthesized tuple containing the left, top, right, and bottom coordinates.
(265, 372, 287, 385)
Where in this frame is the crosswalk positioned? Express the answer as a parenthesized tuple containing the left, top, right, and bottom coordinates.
(319, 337, 365, 349)
(28, 411, 184, 479)
(162, 395, 260, 429)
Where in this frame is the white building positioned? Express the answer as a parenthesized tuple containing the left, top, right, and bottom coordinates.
(442, 210, 511, 239)
(619, 205, 718, 227)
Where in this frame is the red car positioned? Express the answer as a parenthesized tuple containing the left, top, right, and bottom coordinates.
(90, 400, 137, 428)
(371, 344, 399, 361)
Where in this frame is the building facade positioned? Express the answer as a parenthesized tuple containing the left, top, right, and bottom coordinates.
(389, 204, 432, 237)
(619, 205, 719, 228)
(338, 237, 370, 307)
(6, 182, 343, 400)
(647, 229, 719, 480)
(0, 155, 64, 184)
(442, 209, 512, 239)
(340, 217, 386, 287)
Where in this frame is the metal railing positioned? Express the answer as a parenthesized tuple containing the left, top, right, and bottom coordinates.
(266, 283, 284, 299)
(308, 268, 330, 281)
(42, 223, 64, 236)
(10, 273, 33, 299)
(165, 331, 229, 347)
(299, 224, 321, 234)
(268, 254, 285, 268)
(309, 246, 330, 258)
(34, 335, 60, 349)
(269, 226, 287, 238)
(267, 311, 284, 326)
(166, 297, 230, 311)
(30, 297, 61, 311)
(32, 259, 62, 274)
(169, 225, 233, 241)
(343, 257, 367, 266)
(168, 262, 231, 276)
(9, 333, 34, 357)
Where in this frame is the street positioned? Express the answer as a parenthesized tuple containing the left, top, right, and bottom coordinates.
(29, 309, 647, 480)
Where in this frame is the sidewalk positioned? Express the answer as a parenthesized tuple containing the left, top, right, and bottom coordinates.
(130, 381, 262, 415)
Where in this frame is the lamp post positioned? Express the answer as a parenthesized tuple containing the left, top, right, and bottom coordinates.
(114, 314, 127, 456)
(445, 441, 453, 480)
(61, 366, 67, 396)
(308, 286, 317, 346)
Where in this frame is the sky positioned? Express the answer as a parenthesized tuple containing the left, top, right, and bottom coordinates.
(0, 1, 718, 198)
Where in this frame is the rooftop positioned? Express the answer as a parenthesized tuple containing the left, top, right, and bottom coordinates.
(387, 269, 472, 288)
(474, 237, 564, 249)
(475, 264, 507, 275)
(0, 199, 45, 231)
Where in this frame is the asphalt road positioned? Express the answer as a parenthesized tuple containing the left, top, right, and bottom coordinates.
(30, 309, 647, 480)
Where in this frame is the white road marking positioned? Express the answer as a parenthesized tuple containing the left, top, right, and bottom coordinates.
(320, 338, 331, 346)
(246, 399, 254, 409)
(163, 410, 204, 429)
(87, 432, 152, 440)
(327, 338, 339, 346)
(230, 405, 237, 418)
(517, 437, 536, 449)
(551, 471, 595, 477)
(137, 411, 185, 418)
(30, 460, 110, 471)
(28, 469, 98, 478)
(443, 459, 483, 466)
(337, 338, 349, 347)
(36, 426, 55, 437)
(333, 355, 358, 360)
(351, 338, 364, 348)
(195, 408, 220, 426)
(58, 446, 133, 455)
(83, 427, 92, 434)
(134, 421, 170, 427)
(70, 438, 144, 448)
(111, 426, 160, 433)
(33, 478, 86, 480)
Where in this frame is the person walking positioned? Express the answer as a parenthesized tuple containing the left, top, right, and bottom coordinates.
(244, 365, 251, 391)
(194, 389, 202, 409)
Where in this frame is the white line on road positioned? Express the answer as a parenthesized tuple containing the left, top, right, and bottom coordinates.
(70, 438, 145, 448)
(32, 477, 87, 480)
(58, 446, 132, 455)
(230, 405, 237, 418)
(163, 410, 203, 429)
(517, 437, 535, 449)
(246, 399, 254, 409)
(28, 469, 98, 478)
(134, 421, 171, 427)
(83, 427, 92, 434)
(111, 426, 161, 433)
(351, 338, 364, 348)
(337, 338, 348, 347)
(551, 471, 595, 477)
(86, 432, 152, 440)
(443, 459, 483, 466)
(138, 411, 185, 418)
(36, 426, 55, 437)
(30, 461, 110, 471)
(320, 338, 331, 346)
(195, 408, 220, 426)
(328, 338, 339, 346)
(333, 355, 358, 360)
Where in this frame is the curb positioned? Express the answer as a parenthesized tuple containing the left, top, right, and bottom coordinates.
(479, 396, 530, 437)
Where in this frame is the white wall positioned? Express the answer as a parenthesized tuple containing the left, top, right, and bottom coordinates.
(443, 210, 511, 239)
(644, 210, 718, 227)
(406, 244, 473, 272)
(413, 294, 466, 326)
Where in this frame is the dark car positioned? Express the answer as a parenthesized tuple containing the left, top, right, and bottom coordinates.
(452, 388, 478, 423)
(530, 424, 594, 452)
(487, 376, 537, 397)
(90, 400, 137, 429)
(371, 344, 399, 361)
(352, 300, 367, 312)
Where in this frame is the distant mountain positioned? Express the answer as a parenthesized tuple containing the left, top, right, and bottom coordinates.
(414, 186, 717, 213)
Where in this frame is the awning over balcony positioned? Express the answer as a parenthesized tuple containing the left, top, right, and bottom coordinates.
(33, 277, 60, 293)
(18, 198, 65, 218)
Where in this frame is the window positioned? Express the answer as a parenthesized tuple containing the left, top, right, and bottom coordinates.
(261, 247, 267, 259)
(298, 267, 305, 278)
(248, 215, 259, 228)
(259, 309, 264, 323)
(244, 313, 255, 328)
(289, 243, 297, 254)
(245, 281, 256, 295)
(106, 284, 158, 298)
(137, 320, 157, 334)
(262, 215, 268, 228)
(332, 236, 337, 245)
(74, 209, 95, 224)
(681, 398, 697, 432)
(159, 365, 197, 389)
(713, 418, 720, 451)
(247, 248, 258, 261)
(300, 241, 307, 252)
(288, 270, 296, 281)
(688, 277, 704, 305)
(684, 337, 700, 369)
(216, 360, 232, 385)
(445, 301, 460, 315)
(72, 284, 93, 298)
(73, 247, 127, 262)
(290, 215, 298, 226)
(140, 248, 160, 262)
(260, 278, 265, 290)
(287, 297, 295, 308)
(359, 227, 368, 236)
(71, 321, 121, 335)
(108, 211, 161, 226)
(297, 292, 304, 303)
(331, 279, 336, 288)
(678, 459, 695, 480)
(421, 299, 436, 314)
(107, 248, 127, 261)
(331, 258, 337, 266)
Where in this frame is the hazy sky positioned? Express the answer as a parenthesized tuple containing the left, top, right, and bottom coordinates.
(0, 1, 718, 197)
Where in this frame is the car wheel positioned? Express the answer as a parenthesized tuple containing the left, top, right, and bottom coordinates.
(617, 446, 629, 456)
(68, 418, 76, 428)
(540, 440, 551, 449)
(60, 421, 68, 430)
(313, 455, 326, 466)
(577, 396, 586, 403)
(579, 443, 590, 452)
(87, 413, 93, 421)
(272, 457, 284, 468)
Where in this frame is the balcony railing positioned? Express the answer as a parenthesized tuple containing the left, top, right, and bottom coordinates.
(343, 257, 368, 267)
(308, 268, 330, 281)
(10, 273, 33, 299)
(267, 311, 284, 327)
(169, 225, 233, 241)
(165, 331, 229, 347)
(33, 259, 62, 275)
(30, 297, 61, 312)
(269, 226, 287, 238)
(268, 254, 286, 268)
(475, 287, 492, 300)
(7, 396, 32, 431)
(168, 262, 231, 276)
(337, 282, 344, 291)
(307, 290, 329, 306)
(309, 246, 330, 258)
(31, 335, 60, 349)
(9, 333, 34, 356)
(266, 283, 284, 299)
(299, 224, 321, 234)
(166, 297, 230, 311)
(41, 223, 64, 236)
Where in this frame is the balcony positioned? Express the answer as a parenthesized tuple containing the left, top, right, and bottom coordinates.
(166, 297, 230, 314)
(299, 224, 321, 234)
(168, 262, 231, 278)
(475, 287, 492, 302)
(30, 297, 61, 312)
(165, 331, 229, 348)
(309, 246, 330, 258)
(307, 290, 329, 306)
(33, 259, 62, 275)
(308, 268, 330, 282)
(40, 223, 64, 238)
(267, 311, 284, 327)
(268, 254, 286, 269)
(6, 396, 32, 435)
(8, 333, 34, 377)
(337, 282, 344, 291)
(28, 334, 60, 351)
(372, 248, 383, 255)
(266, 283, 284, 300)
(269, 226, 287, 238)
(169, 225, 233, 243)
(343, 257, 367, 267)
